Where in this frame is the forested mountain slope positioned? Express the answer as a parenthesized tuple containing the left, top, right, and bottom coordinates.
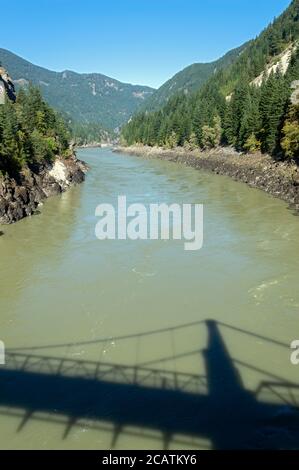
(122, 0, 299, 160)
(143, 43, 249, 112)
(0, 48, 154, 130)
(0, 69, 71, 176)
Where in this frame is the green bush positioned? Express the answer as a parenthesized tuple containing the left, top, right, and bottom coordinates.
(281, 120, 299, 158)
(244, 133, 262, 153)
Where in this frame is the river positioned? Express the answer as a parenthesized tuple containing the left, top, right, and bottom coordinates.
(0, 147, 299, 449)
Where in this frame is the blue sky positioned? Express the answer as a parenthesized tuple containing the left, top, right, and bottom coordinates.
(1, 0, 292, 88)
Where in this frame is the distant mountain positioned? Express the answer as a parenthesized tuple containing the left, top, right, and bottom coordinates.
(142, 43, 249, 111)
(0, 48, 155, 130)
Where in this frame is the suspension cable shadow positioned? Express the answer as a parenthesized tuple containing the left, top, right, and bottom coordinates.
(1, 319, 298, 449)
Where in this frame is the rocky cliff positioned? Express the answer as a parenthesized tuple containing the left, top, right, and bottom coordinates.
(0, 66, 16, 103)
(0, 156, 88, 224)
(0, 65, 88, 226)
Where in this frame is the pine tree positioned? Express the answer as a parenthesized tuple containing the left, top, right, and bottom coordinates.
(260, 72, 289, 154)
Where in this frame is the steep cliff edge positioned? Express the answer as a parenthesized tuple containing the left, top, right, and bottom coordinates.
(0, 156, 88, 224)
(0, 66, 16, 103)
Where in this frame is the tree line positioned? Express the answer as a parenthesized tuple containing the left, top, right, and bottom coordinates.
(0, 85, 71, 177)
(71, 121, 114, 146)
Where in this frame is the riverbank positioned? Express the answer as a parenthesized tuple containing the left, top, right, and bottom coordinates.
(0, 155, 88, 225)
(76, 143, 102, 149)
(76, 142, 114, 150)
(117, 145, 299, 211)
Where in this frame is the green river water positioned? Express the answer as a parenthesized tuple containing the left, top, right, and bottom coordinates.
(0, 148, 299, 449)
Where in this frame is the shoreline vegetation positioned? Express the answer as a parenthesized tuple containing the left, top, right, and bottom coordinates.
(76, 142, 102, 149)
(0, 74, 88, 227)
(76, 142, 113, 149)
(116, 145, 299, 211)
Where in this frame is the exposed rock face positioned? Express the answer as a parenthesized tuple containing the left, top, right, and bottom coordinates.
(0, 66, 16, 103)
(251, 44, 296, 88)
(0, 156, 88, 224)
(226, 43, 298, 102)
(290, 80, 299, 105)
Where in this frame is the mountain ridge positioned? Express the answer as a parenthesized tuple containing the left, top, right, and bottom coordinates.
(0, 48, 155, 130)
(142, 42, 250, 112)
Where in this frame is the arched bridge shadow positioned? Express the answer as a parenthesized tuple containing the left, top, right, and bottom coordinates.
(1, 320, 299, 449)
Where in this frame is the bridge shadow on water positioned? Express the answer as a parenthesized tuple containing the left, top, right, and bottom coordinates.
(1, 320, 299, 449)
